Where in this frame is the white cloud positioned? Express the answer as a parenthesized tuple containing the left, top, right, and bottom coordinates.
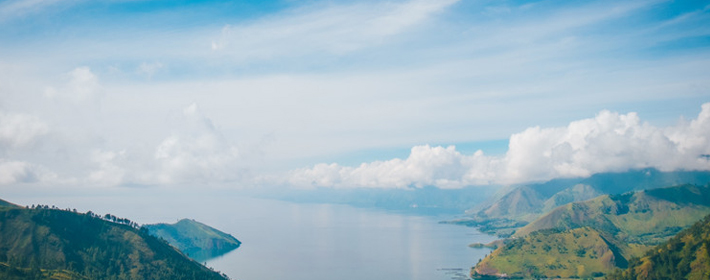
(0, 160, 58, 185)
(152, 103, 241, 185)
(0, 160, 38, 184)
(136, 62, 163, 78)
(0, 0, 72, 21)
(211, 0, 458, 58)
(287, 145, 500, 189)
(287, 103, 710, 188)
(44, 66, 102, 103)
(1, 0, 708, 192)
(87, 149, 126, 187)
(0, 111, 48, 148)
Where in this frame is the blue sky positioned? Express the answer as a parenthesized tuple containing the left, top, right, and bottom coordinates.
(0, 0, 709, 190)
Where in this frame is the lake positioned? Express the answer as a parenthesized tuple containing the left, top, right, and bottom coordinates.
(6, 192, 497, 280)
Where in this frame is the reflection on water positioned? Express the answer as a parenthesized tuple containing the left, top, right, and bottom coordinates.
(202, 197, 497, 280)
(187, 244, 240, 263)
(6, 193, 497, 280)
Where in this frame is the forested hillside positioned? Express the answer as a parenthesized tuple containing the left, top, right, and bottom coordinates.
(0, 199, 229, 280)
(606, 214, 710, 280)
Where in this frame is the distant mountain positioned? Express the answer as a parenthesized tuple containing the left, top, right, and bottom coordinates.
(256, 185, 497, 215)
(472, 184, 710, 279)
(459, 169, 710, 236)
(0, 200, 229, 280)
(145, 219, 241, 262)
(606, 214, 710, 280)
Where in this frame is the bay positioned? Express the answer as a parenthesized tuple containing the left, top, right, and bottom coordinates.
(6, 193, 496, 280)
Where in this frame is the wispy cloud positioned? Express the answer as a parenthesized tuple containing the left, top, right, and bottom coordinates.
(211, 0, 459, 60)
(0, 0, 75, 21)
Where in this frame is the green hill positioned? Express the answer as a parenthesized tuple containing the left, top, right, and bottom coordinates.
(472, 184, 710, 279)
(606, 214, 710, 280)
(473, 227, 625, 279)
(0, 198, 20, 208)
(459, 169, 710, 236)
(514, 184, 710, 243)
(0, 202, 229, 280)
(145, 219, 241, 262)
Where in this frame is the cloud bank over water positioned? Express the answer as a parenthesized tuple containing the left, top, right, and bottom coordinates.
(287, 104, 710, 188)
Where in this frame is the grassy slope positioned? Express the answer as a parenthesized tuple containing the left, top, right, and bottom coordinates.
(0, 204, 228, 280)
(474, 184, 710, 279)
(145, 219, 241, 262)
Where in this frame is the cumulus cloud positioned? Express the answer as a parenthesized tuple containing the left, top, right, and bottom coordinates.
(152, 103, 241, 185)
(44, 66, 102, 103)
(287, 103, 710, 188)
(86, 149, 126, 187)
(288, 146, 499, 189)
(0, 111, 48, 149)
(0, 160, 59, 186)
(0, 160, 39, 184)
(0, 111, 56, 186)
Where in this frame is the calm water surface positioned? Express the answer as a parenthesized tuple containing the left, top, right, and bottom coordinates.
(8, 193, 496, 280)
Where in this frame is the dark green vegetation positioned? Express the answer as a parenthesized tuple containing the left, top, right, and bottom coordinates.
(606, 214, 710, 280)
(458, 169, 710, 236)
(145, 219, 241, 262)
(0, 198, 229, 280)
(472, 184, 710, 279)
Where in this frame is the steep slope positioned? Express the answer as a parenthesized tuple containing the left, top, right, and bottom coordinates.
(0, 203, 229, 280)
(473, 184, 710, 279)
(145, 219, 241, 261)
(606, 214, 710, 280)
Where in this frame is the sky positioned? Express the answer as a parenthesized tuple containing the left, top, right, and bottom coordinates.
(0, 0, 709, 193)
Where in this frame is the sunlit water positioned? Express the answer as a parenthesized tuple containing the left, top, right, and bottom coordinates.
(7, 193, 496, 280)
